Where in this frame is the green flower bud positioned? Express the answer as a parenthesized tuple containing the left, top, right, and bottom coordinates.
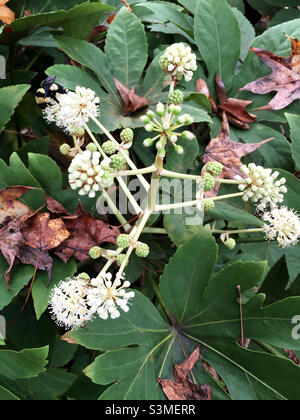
(120, 128, 134, 143)
(147, 110, 155, 120)
(89, 246, 102, 259)
(173, 105, 182, 115)
(116, 254, 128, 267)
(59, 143, 70, 155)
(203, 173, 216, 192)
(174, 145, 184, 155)
(140, 115, 150, 124)
(182, 131, 194, 141)
(224, 238, 236, 250)
(203, 199, 215, 212)
(143, 138, 154, 147)
(169, 134, 178, 144)
(135, 242, 150, 258)
(184, 114, 194, 125)
(145, 123, 154, 133)
(110, 154, 126, 171)
(86, 143, 98, 153)
(156, 103, 165, 118)
(159, 56, 169, 71)
(77, 272, 91, 281)
(169, 89, 184, 105)
(102, 140, 117, 155)
(206, 161, 224, 177)
(101, 172, 115, 188)
(116, 234, 131, 249)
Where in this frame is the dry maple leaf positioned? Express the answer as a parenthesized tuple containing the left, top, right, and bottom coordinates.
(114, 78, 149, 116)
(158, 347, 212, 401)
(54, 203, 120, 263)
(240, 37, 300, 111)
(0, 0, 15, 24)
(0, 186, 34, 224)
(196, 76, 257, 130)
(22, 213, 70, 251)
(203, 113, 273, 197)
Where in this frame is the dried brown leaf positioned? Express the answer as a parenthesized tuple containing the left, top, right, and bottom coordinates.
(114, 78, 149, 116)
(0, 186, 33, 224)
(240, 37, 300, 111)
(158, 347, 212, 401)
(23, 213, 70, 251)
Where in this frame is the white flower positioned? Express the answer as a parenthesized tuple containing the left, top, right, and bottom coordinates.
(49, 277, 93, 329)
(42, 86, 100, 135)
(86, 273, 135, 320)
(235, 163, 287, 211)
(262, 207, 300, 248)
(160, 43, 197, 82)
(68, 150, 113, 198)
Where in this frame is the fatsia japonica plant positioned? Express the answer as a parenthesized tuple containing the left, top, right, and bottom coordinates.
(0, 0, 300, 402)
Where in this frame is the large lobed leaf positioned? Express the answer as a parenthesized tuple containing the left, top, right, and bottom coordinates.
(67, 231, 300, 400)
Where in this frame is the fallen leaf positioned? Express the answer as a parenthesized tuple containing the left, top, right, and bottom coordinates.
(158, 347, 212, 400)
(240, 37, 300, 111)
(216, 74, 257, 129)
(0, 216, 24, 287)
(196, 76, 257, 130)
(19, 246, 53, 280)
(0, 186, 33, 224)
(54, 204, 120, 262)
(203, 113, 273, 196)
(114, 78, 149, 116)
(22, 213, 70, 251)
(0, 0, 15, 24)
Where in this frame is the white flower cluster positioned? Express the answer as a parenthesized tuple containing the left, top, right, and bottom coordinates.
(235, 164, 287, 211)
(87, 273, 135, 320)
(43, 86, 100, 135)
(68, 150, 112, 198)
(160, 43, 197, 82)
(262, 207, 300, 248)
(49, 273, 135, 329)
(49, 277, 94, 329)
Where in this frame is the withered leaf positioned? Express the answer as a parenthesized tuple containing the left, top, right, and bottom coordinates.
(0, 216, 24, 287)
(54, 205, 120, 263)
(204, 113, 273, 178)
(19, 246, 53, 281)
(0, 0, 15, 25)
(114, 78, 149, 116)
(23, 213, 70, 251)
(0, 186, 33, 224)
(216, 74, 257, 129)
(196, 76, 257, 130)
(203, 113, 273, 197)
(158, 347, 212, 401)
(240, 37, 300, 111)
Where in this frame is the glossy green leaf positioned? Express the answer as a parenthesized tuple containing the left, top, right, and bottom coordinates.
(286, 114, 300, 171)
(0, 85, 30, 133)
(0, 346, 48, 379)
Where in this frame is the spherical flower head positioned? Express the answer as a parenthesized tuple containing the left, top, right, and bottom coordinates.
(120, 128, 134, 143)
(135, 242, 150, 258)
(116, 254, 128, 268)
(235, 164, 287, 211)
(59, 143, 70, 156)
(89, 246, 102, 260)
(202, 173, 216, 192)
(49, 277, 93, 330)
(224, 238, 236, 250)
(203, 199, 215, 212)
(160, 43, 197, 82)
(87, 273, 135, 320)
(68, 150, 111, 197)
(116, 234, 131, 249)
(262, 207, 300, 248)
(53, 86, 100, 135)
(206, 162, 224, 177)
(169, 90, 184, 105)
(110, 153, 126, 171)
(102, 140, 117, 156)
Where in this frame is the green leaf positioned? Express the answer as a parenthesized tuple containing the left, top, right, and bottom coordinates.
(0, 85, 30, 133)
(0, 2, 114, 45)
(17, 368, 76, 400)
(285, 114, 300, 171)
(68, 233, 300, 400)
(265, 0, 299, 6)
(105, 8, 148, 87)
(0, 346, 48, 379)
(0, 255, 35, 311)
(28, 153, 62, 197)
(0, 385, 19, 400)
(194, 0, 241, 89)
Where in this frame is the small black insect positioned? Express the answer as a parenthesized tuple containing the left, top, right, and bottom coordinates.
(35, 75, 68, 109)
